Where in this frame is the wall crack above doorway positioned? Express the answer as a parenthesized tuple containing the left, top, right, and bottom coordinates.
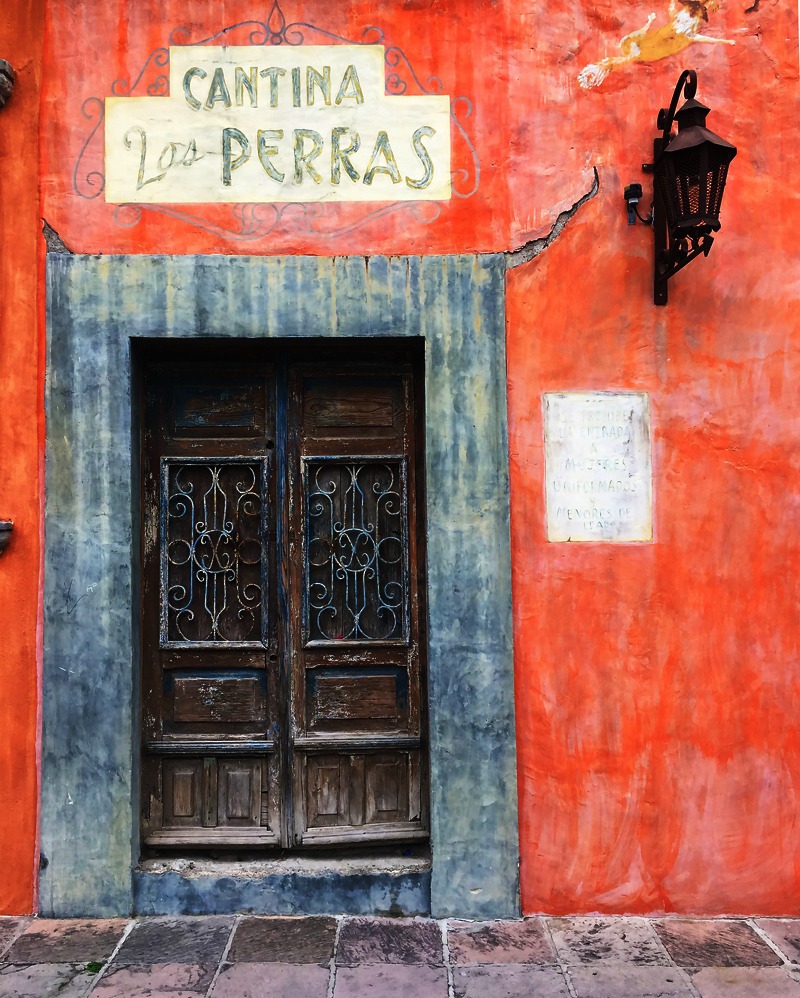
(505, 167, 600, 270)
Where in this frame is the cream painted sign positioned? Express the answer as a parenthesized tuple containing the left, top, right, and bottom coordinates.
(104, 45, 451, 204)
(543, 392, 653, 543)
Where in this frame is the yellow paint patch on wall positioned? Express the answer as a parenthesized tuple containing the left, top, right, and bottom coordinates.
(578, 1, 734, 89)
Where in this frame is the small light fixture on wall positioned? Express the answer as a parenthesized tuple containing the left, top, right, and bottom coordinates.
(0, 521, 13, 557)
(0, 60, 14, 110)
(624, 69, 737, 306)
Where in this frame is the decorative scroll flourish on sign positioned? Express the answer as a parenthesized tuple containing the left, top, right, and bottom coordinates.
(161, 459, 267, 646)
(304, 459, 409, 644)
(73, 1, 479, 241)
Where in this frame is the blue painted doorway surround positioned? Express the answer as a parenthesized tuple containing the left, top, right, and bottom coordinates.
(42, 254, 519, 919)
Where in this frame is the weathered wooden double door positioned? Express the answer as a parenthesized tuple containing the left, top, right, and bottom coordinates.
(140, 347, 428, 850)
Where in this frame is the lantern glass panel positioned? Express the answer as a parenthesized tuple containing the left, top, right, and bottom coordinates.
(657, 141, 732, 235)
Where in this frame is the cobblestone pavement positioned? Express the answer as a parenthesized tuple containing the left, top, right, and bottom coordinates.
(1, 914, 800, 997)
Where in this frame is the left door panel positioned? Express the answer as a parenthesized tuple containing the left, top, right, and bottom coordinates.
(140, 363, 282, 848)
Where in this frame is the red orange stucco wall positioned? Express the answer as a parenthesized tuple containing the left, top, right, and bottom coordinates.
(0, 0, 44, 914)
(507, 2, 800, 913)
(1, 0, 798, 914)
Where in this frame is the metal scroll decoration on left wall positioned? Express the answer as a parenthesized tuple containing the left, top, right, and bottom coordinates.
(0, 60, 14, 110)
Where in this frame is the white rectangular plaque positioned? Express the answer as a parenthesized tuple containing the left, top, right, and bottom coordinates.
(543, 392, 652, 543)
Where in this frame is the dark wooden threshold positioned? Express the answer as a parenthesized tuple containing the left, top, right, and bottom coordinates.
(145, 741, 275, 755)
(301, 823, 428, 846)
(146, 827, 280, 847)
(293, 736, 421, 751)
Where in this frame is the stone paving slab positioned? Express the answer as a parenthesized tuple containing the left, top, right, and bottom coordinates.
(333, 964, 448, 996)
(756, 918, 800, 963)
(91, 962, 217, 996)
(548, 917, 668, 965)
(229, 915, 337, 964)
(653, 919, 782, 967)
(568, 964, 694, 997)
(4, 918, 129, 964)
(0, 918, 32, 959)
(211, 961, 331, 997)
(689, 966, 800, 997)
(448, 918, 555, 965)
(453, 964, 570, 997)
(114, 915, 234, 966)
(0, 914, 798, 996)
(0, 962, 96, 998)
(337, 917, 443, 966)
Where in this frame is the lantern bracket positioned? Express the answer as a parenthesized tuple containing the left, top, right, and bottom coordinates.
(657, 70, 697, 148)
(641, 71, 698, 174)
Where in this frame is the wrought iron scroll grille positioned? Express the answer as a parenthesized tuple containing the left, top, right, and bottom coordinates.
(304, 458, 409, 644)
(160, 458, 268, 647)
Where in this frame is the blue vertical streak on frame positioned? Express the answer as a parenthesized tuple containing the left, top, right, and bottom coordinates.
(421, 254, 518, 918)
(44, 256, 136, 916)
(42, 254, 518, 919)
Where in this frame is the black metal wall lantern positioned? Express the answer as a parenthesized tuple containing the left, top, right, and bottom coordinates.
(624, 70, 737, 306)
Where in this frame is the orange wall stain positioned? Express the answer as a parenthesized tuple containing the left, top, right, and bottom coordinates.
(0, 0, 44, 914)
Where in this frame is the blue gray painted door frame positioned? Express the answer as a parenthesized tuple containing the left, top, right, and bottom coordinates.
(42, 254, 519, 919)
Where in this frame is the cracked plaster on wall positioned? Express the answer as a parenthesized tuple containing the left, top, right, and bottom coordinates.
(505, 167, 600, 270)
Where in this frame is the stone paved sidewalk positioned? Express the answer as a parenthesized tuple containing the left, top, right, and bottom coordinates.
(1, 914, 800, 997)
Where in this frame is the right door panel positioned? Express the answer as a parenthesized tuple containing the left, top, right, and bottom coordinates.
(286, 366, 428, 846)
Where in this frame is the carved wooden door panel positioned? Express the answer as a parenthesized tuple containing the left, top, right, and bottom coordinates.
(141, 351, 427, 851)
(286, 366, 428, 846)
(141, 363, 281, 848)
